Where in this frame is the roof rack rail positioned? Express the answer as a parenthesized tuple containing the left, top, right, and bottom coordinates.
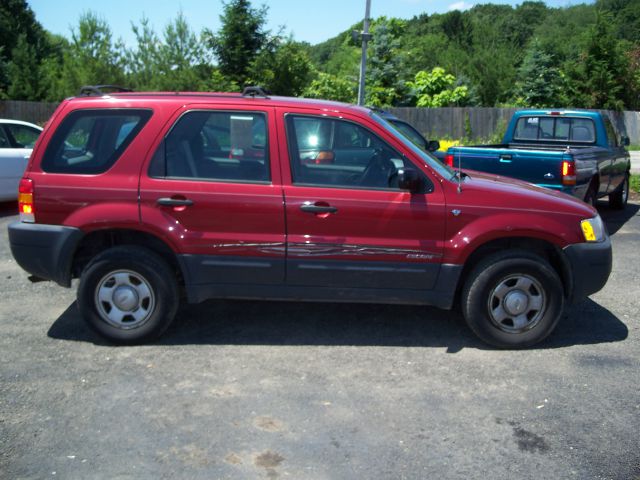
(242, 86, 270, 98)
(78, 85, 133, 96)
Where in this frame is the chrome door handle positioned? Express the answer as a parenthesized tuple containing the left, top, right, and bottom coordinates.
(157, 197, 194, 207)
(300, 203, 338, 214)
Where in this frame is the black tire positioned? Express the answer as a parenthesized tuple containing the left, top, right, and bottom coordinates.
(584, 184, 597, 208)
(77, 246, 179, 345)
(461, 250, 564, 349)
(608, 174, 629, 210)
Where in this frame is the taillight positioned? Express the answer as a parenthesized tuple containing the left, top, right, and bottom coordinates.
(18, 178, 35, 223)
(444, 154, 454, 167)
(561, 160, 576, 186)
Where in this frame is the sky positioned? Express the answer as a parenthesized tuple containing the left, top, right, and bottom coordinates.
(28, 0, 591, 47)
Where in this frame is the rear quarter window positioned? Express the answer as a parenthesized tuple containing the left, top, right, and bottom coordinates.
(41, 109, 151, 174)
(513, 116, 595, 143)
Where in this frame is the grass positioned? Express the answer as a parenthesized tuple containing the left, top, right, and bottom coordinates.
(631, 174, 640, 194)
(627, 144, 640, 151)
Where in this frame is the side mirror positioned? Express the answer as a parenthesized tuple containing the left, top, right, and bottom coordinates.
(621, 136, 630, 147)
(397, 168, 421, 192)
(427, 140, 440, 152)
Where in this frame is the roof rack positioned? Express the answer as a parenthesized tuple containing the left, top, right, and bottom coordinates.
(242, 86, 270, 98)
(78, 85, 133, 96)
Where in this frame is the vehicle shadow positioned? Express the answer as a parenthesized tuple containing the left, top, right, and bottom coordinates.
(0, 201, 18, 218)
(597, 200, 639, 235)
(48, 297, 627, 351)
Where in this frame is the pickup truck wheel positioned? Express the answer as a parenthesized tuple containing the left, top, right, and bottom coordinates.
(584, 185, 597, 207)
(608, 174, 629, 210)
(77, 246, 179, 345)
(461, 250, 564, 348)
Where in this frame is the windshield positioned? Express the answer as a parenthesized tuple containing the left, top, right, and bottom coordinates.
(390, 120, 426, 149)
(371, 112, 455, 179)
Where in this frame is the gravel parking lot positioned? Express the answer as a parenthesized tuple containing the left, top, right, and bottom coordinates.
(1, 200, 639, 480)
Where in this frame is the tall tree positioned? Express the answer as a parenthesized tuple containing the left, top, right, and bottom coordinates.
(0, 0, 49, 62)
(566, 11, 628, 109)
(511, 39, 566, 107)
(205, 0, 268, 86)
(156, 12, 209, 90)
(249, 37, 313, 95)
(0, 0, 50, 98)
(7, 34, 41, 100)
(366, 18, 409, 106)
(127, 17, 161, 90)
(60, 12, 126, 95)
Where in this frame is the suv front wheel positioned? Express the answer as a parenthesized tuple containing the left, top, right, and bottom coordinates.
(77, 246, 179, 344)
(461, 250, 564, 348)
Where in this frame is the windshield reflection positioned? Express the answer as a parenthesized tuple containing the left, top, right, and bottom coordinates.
(370, 112, 455, 180)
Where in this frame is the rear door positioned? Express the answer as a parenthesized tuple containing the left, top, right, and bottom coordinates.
(139, 105, 286, 286)
(278, 108, 446, 291)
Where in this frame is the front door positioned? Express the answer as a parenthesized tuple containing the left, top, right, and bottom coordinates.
(278, 110, 446, 291)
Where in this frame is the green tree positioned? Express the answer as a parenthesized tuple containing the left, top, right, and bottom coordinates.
(249, 37, 313, 95)
(303, 72, 355, 103)
(38, 33, 70, 101)
(408, 67, 469, 107)
(205, 0, 268, 86)
(0, 0, 52, 98)
(566, 11, 628, 109)
(467, 19, 518, 105)
(156, 12, 209, 90)
(625, 45, 640, 110)
(126, 17, 161, 90)
(511, 39, 566, 107)
(366, 18, 409, 106)
(7, 34, 41, 100)
(60, 12, 126, 96)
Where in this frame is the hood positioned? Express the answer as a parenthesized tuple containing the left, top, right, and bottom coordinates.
(456, 169, 596, 218)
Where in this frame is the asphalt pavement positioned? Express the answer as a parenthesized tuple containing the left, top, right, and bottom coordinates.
(0, 200, 639, 480)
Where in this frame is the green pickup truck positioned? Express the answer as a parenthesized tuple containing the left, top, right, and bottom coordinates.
(445, 110, 631, 208)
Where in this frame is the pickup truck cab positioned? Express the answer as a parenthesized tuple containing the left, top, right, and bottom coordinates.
(445, 110, 631, 208)
(8, 89, 612, 348)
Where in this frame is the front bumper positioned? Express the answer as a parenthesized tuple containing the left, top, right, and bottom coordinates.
(8, 222, 83, 287)
(563, 236, 612, 303)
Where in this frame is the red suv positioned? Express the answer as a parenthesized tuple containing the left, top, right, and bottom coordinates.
(8, 87, 612, 347)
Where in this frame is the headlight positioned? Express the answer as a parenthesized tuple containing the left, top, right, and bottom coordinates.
(581, 215, 606, 242)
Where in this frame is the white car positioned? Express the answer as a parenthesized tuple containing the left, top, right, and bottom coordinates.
(0, 119, 43, 201)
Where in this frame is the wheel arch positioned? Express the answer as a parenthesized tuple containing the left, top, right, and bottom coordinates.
(453, 236, 573, 307)
(71, 228, 184, 287)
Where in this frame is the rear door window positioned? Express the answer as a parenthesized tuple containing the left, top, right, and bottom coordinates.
(603, 118, 618, 147)
(149, 111, 269, 183)
(42, 109, 151, 174)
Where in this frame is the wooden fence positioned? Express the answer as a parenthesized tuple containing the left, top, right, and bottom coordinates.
(0, 100, 59, 125)
(2, 100, 639, 144)
(388, 107, 640, 144)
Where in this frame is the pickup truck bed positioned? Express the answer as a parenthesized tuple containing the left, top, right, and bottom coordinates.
(446, 110, 631, 208)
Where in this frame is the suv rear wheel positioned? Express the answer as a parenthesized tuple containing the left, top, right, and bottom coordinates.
(77, 246, 179, 344)
(461, 250, 564, 348)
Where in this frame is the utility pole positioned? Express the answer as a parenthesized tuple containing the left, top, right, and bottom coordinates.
(356, 0, 372, 106)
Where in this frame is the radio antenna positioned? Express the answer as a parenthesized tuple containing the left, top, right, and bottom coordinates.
(457, 148, 462, 193)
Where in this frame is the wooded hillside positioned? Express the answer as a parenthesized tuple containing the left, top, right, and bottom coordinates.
(1, 0, 639, 110)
